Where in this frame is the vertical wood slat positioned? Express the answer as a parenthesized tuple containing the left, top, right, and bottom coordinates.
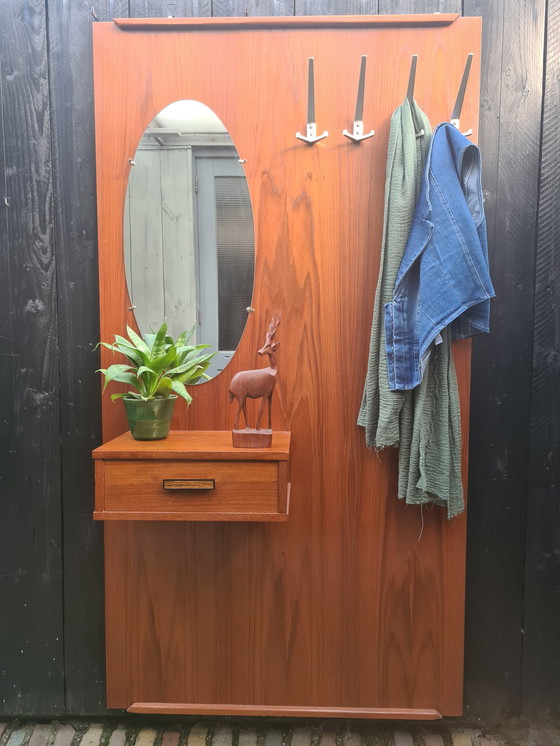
(161, 148, 197, 337)
(129, 0, 211, 15)
(523, 0, 560, 719)
(128, 150, 166, 331)
(0, 0, 64, 716)
(212, 1, 295, 15)
(47, 0, 128, 717)
(462, 0, 546, 720)
(378, 0, 460, 12)
(294, 1, 377, 15)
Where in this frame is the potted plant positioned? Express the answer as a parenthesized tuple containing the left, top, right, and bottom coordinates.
(97, 322, 215, 440)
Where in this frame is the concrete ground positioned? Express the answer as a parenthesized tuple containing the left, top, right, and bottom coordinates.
(1, 720, 559, 746)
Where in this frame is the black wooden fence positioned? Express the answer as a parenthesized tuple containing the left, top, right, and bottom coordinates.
(0, 0, 557, 721)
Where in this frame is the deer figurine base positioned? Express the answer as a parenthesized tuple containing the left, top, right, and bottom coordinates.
(232, 428, 273, 449)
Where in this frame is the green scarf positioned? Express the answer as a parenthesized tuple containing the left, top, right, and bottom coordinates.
(357, 99, 463, 518)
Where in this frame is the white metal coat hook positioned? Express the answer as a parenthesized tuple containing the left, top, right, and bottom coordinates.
(343, 55, 375, 143)
(450, 53, 474, 137)
(296, 58, 328, 144)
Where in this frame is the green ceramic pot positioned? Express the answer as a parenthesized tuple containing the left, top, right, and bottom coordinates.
(123, 395, 177, 440)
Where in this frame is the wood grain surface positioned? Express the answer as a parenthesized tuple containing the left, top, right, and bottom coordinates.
(94, 16, 480, 715)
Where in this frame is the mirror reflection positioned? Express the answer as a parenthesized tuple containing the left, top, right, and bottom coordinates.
(124, 100, 255, 380)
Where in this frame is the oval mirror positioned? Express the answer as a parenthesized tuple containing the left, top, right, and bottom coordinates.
(124, 100, 255, 380)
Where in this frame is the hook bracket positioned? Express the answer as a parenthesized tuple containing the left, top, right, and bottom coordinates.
(343, 121, 374, 142)
(296, 122, 328, 144)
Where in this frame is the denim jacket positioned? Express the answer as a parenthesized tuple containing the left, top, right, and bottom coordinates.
(384, 123, 495, 390)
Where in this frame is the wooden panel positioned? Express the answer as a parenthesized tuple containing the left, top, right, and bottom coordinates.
(523, 0, 560, 719)
(95, 17, 480, 716)
(0, 0, 65, 717)
(462, 0, 546, 720)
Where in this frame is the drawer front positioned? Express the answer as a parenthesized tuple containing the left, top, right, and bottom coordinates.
(102, 460, 280, 515)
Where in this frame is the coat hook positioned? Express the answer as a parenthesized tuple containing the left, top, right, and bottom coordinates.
(407, 55, 425, 137)
(407, 55, 417, 106)
(450, 53, 474, 137)
(296, 58, 328, 144)
(343, 55, 375, 143)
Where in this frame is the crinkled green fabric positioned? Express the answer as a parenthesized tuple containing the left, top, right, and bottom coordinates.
(357, 99, 464, 519)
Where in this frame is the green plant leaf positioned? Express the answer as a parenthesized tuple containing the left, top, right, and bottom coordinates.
(150, 322, 168, 361)
(112, 337, 146, 365)
(176, 326, 195, 348)
(167, 351, 215, 378)
(175, 345, 197, 357)
(164, 360, 202, 378)
(126, 325, 151, 356)
(95, 341, 115, 352)
(111, 371, 139, 388)
(98, 364, 134, 391)
(154, 376, 173, 396)
(170, 380, 192, 405)
(136, 365, 157, 379)
(149, 347, 176, 373)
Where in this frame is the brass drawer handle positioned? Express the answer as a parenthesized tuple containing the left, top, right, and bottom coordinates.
(163, 479, 215, 491)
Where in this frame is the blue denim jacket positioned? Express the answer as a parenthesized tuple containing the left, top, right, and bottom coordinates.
(384, 123, 495, 390)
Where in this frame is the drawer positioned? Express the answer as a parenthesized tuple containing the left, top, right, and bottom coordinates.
(95, 458, 289, 521)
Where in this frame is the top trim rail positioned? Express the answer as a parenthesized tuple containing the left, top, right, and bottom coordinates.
(113, 14, 460, 31)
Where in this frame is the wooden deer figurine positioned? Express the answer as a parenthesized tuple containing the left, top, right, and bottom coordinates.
(228, 316, 280, 448)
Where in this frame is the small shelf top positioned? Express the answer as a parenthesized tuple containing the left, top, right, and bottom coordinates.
(93, 430, 291, 461)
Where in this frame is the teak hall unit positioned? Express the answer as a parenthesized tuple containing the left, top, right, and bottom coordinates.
(92, 14, 481, 718)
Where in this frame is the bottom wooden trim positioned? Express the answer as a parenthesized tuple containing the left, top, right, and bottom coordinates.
(127, 703, 442, 719)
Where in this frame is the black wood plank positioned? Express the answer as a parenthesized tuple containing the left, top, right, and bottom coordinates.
(522, 0, 560, 719)
(47, 0, 122, 716)
(0, 0, 64, 716)
(462, 0, 546, 720)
